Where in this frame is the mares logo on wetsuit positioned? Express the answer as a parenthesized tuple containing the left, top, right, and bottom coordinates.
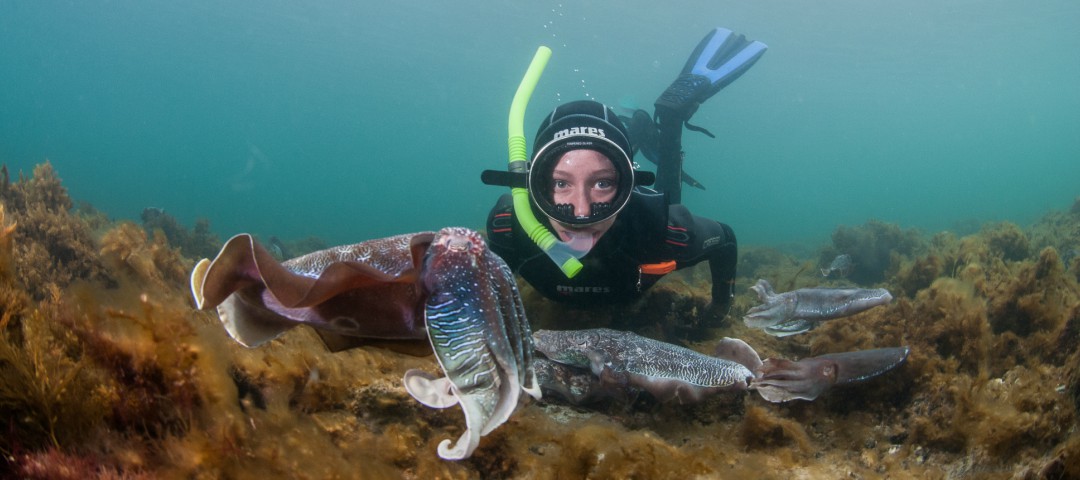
(553, 127, 606, 140)
(556, 285, 611, 294)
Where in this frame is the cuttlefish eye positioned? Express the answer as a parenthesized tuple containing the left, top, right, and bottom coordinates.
(577, 332, 599, 348)
(821, 364, 838, 381)
(448, 239, 470, 252)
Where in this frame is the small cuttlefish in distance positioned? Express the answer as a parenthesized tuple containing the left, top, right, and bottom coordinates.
(821, 254, 854, 278)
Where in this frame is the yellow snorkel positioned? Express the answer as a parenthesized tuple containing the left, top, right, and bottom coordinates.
(507, 46, 584, 278)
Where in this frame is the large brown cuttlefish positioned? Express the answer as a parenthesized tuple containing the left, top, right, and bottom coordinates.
(190, 227, 539, 460)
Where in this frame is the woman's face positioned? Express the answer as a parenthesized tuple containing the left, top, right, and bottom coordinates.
(548, 149, 619, 245)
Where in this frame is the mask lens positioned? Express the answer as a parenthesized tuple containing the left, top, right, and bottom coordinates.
(528, 133, 634, 227)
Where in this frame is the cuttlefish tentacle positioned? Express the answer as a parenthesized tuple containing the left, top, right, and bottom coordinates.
(752, 346, 911, 402)
(743, 279, 893, 336)
(403, 227, 539, 460)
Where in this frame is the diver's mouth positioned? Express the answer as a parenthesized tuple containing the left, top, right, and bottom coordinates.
(554, 226, 598, 253)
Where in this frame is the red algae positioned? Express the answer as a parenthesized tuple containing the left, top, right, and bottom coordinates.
(2, 161, 1080, 478)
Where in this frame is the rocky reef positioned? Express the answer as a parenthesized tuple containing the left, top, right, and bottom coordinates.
(2, 162, 1079, 479)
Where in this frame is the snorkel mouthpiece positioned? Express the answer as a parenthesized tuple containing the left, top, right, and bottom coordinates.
(559, 230, 597, 253)
(507, 46, 585, 278)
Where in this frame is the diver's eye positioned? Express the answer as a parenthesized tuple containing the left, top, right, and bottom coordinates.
(595, 179, 615, 189)
(553, 179, 569, 190)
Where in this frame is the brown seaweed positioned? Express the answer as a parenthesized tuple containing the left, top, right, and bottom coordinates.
(140, 208, 221, 260)
(0, 162, 110, 300)
(2, 160, 1080, 478)
(823, 219, 925, 285)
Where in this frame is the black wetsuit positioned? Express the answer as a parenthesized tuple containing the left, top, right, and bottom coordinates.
(485, 186, 737, 314)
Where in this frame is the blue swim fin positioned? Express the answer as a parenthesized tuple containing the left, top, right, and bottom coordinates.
(655, 28, 767, 122)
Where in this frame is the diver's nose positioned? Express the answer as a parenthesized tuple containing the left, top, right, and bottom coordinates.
(568, 187, 592, 218)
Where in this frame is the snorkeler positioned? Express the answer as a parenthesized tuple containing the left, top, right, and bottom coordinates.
(483, 28, 766, 323)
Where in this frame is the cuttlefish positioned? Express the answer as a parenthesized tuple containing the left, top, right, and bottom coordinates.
(744, 279, 893, 337)
(190, 227, 540, 460)
(534, 329, 760, 404)
(533, 328, 909, 404)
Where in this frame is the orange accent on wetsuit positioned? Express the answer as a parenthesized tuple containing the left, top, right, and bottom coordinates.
(639, 260, 677, 276)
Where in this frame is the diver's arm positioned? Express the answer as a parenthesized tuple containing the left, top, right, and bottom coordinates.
(703, 221, 738, 318)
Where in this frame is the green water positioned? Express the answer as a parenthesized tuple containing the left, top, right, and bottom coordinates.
(2, 0, 1078, 248)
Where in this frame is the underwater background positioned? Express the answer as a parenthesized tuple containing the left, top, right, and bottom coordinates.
(3, 1, 1080, 479)
(3, 0, 1079, 247)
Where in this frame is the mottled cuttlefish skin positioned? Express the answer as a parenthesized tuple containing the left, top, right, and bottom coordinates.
(533, 328, 757, 404)
(743, 279, 893, 337)
(532, 357, 620, 405)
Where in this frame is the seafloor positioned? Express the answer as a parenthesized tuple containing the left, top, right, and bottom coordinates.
(2, 161, 1079, 479)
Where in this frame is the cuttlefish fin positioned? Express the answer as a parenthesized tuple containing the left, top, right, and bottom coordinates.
(189, 235, 316, 347)
(763, 319, 814, 337)
(751, 346, 910, 402)
(184, 252, 298, 343)
(217, 290, 297, 347)
(190, 259, 211, 308)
